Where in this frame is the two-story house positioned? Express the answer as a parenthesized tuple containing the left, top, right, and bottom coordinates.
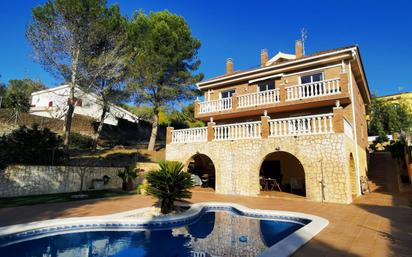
(166, 41, 370, 204)
(30, 84, 139, 126)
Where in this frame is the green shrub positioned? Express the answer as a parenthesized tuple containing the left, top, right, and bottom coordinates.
(0, 124, 63, 169)
(137, 183, 148, 194)
(146, 161, 194, 214)
(69, 132, 93, 149)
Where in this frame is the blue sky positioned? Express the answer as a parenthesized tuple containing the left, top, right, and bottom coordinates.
(0, 0, 411, 96)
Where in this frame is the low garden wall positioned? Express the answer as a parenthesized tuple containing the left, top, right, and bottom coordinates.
(0, 109, 95, 136)
(0, 165, 124, 198)
(135, 162, 160, 184)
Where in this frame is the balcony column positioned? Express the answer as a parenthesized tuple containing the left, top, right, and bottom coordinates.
(332, 106, 344, 133)
(261, 113, 270, 138)
(166, 127, 174, 144)
(279, 84, 286, 103)
(231, 93, 238, 112)
(340, 72, 349, 96)
(194, 98, 200, 117)
(207, 119, 215, 142)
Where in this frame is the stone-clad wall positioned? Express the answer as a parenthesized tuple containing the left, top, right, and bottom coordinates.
(0, 165, 124, 198)
(167, 134, 359, 204)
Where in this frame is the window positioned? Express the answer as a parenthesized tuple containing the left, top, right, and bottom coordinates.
(300, 72, 323, 84)
(258, 80, 275, 92)
(220, 89, 235, 99)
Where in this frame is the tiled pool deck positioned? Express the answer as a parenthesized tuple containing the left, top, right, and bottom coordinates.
(0, 189, 411, 257)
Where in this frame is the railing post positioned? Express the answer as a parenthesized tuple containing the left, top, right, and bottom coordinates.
(279, 84, 286, 103)
(207, 121, 215, 141)
(231, 93, 238, 112)
(261, 114, 269, 139)
(332, 107, 344, 133)
(166, 127, 174, 144)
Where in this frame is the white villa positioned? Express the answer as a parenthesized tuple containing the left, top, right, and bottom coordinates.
(30, 84, 139, 126)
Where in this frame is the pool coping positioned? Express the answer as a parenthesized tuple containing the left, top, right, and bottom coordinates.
(0, 202, 328, 257)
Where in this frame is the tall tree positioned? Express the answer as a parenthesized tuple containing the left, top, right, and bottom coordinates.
(169, 104, 205, 129)
(26, 0, 109, 153)
(4, 79, 45, 115)
(127, 11, 203, 151)
(82, 4, 129, 151)
(0, 82, 6, 108)
(368, 96, 412, 136)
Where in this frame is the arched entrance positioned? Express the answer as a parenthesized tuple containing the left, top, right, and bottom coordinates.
(186, 154, 216, 189)
(349, 153, 357, 196)
(259, 151, 305, 197)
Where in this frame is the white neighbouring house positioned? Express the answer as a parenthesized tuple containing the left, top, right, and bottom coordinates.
(30, 84, 139, 126)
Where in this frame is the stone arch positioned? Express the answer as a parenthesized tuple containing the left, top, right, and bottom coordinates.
(349, 153, 357, 196)
(258, 151, 306, 196)
(185, 153, 216, 189)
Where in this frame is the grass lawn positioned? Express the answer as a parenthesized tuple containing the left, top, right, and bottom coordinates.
(0, 190, 136, 209)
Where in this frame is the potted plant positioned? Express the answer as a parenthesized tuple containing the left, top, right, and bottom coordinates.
(146, 161, 194, 214)
(118, 163, 138, 191)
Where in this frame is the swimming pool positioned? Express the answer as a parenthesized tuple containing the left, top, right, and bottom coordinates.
(0, 203, 328, 257)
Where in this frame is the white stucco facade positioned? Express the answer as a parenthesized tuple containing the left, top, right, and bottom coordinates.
(30, 84, 138, 126)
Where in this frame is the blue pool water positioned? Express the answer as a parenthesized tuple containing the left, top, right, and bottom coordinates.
(0, 209, 308, 257)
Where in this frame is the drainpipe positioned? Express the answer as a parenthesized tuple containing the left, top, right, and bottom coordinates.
(348, 61, 362, 196)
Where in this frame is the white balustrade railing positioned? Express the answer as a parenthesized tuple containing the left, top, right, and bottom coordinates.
(285, 78, 341, 101)
(214, 121, 262, 141)
(199, 98, 232, 114)
(269, 113, 334, 137)
(171, 127, 208, 143)
(237, 89, 280, 108)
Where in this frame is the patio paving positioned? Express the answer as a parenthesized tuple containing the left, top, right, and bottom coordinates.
(0, 189, 410, 257)
(0, 153, 411, 257)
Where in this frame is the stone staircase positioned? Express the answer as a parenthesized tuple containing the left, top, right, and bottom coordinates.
(368, 152, 396, 192)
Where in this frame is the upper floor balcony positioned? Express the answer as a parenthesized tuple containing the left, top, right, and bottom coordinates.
(194, 75, 350, 120)
(167, 108, 354, 145)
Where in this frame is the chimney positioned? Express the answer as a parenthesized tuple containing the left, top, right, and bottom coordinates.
(295, 40, 303, 59)
(261, 49, 268, 67)
(226, 58, 233, 74)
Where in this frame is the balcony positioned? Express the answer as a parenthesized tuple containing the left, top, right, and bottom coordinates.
(195, 77, 349, 120)
(285, 78, 341, 101)
(168, 113, 338, 144)
(237, 89, 280, 109)
(199, 98, 232, 114)
(171, 127, 208, 144)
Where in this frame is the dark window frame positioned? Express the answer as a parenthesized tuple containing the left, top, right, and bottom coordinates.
(258, 80, 276, 92)
(299, 72, 324, 84)
(220, 89, 235, 99)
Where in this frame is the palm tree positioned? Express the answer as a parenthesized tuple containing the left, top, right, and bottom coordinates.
(146, 161, 194, 214)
